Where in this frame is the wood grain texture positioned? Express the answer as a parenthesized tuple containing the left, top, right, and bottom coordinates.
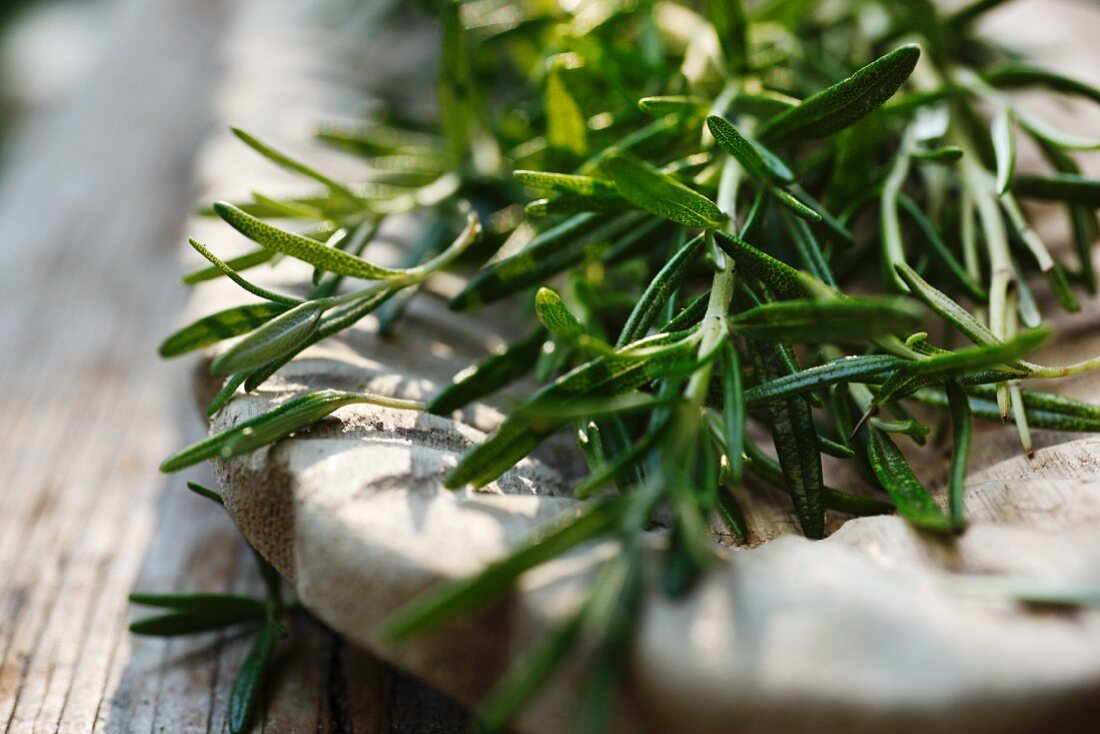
(0, 0, 466, 731)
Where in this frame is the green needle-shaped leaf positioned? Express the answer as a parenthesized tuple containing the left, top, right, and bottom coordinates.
(984, 64, 1100, 106)
(214, 202, 403, 280)
(616, 233, 704, 346)
(866, 428, 953, 533)
(604, 153, 726, 228)
(1012, 173, 1100, 206)
(429, 329, 546, 415)
(159, 302, 289, 358)
(231, 127, 357, 200)
(912, 385, 1100, 433)
(759, 44, 921, 143)
(732, 296, 923, 343)
(707, 115, 793, 182)
(187, 239, 300, 306)
(514, 170, 618, 197)
(712, 231, 807, 298)
(896, 195, 986, 300)
(129, 593, 267, 615)
(535, 288, 585, 344)
(707, 0, 749, 71)
(382, 501, 619, 639)
(186, 480, 224, 504)
(129, 606, 267, 636)
(745, 354, 904, 405)
(752, 344, 825, 538)
(895, 262, 999, 346)
(229, 621, 286, 734)
(445, 335, 703, 489)
(182, 247, 276, 285)
(475, 609, 586, 734)
(911, 145, 964, 163)
(770, 186, 822, 222)
(210, 300, 324, 376)
(160, 390, 420, 472)
(439, 0, 473, 161)
(742, 441, 893, 516)
(637, 96, 709, 115)
(946, 380, 971, 530)
(546, 63, 588, 156)
(721, 341, 745, 484)
(451, 212, 646, 310)
(875, 329, 1044, 405)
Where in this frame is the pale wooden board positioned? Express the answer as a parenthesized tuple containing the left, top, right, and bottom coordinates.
(0, 0, 466, 731)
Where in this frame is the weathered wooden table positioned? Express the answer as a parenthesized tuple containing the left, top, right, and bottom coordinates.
(0, 0, 464, 730)
(3, 0, 1100, 731)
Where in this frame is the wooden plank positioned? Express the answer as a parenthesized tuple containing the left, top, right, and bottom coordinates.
(0, 0, 467, 731)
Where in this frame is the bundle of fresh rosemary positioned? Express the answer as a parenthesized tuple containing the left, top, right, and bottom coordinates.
(133, 0, 1100, 730)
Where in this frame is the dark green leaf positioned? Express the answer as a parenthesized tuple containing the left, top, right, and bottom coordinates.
(1012, 173, 1100, 206)
(947, 0, 1013, 29)
(206, 372, 248, 417)
(984, 64, 1100, 106)
(525, 194, 628, 217)
(616, 233, 704, 346)
(229, 621, 285, 734)
(439, 0, 473, 161)
(733, 296, 923, 343)
(535, 288, 585, 344)
(895, 262, 999, 346)
(707, 115, 793, 182)
(232, 127, 357, 199)
(186, 481, 224, 505)
(1047, 262, 1081, 313)
(445, 335, 704, 489)
(450, 212, 650, 310)
(782, 214, 836, 287)
(707, 0, 749, 71)
(382, 501, 619, 639)
(866, 429, 953, 533)
(604, 153, 726, 228)
(214, 202, 402, 279)
(712, 231, 807, 299)
(159, 302, 289, 358)
(160, 390, 391, 472)
(745, 354, 903, 405)
(637, 96, 709, 115)
(874, 328, 1044, 405)
(743, 441, 893, 516)
(896, 194, 986, 300)
(911, 145, 963, 163)
(514, 170, 618, 196)
(474, 609, 586, 734)
(751, 344, 825, 538)
(946, 380, 971, 530)
(770, 186, 823, 223)
(429, 329, 546, 415)
(182, 248, 276, 285)
(129, 592, 266, 615)
(721, 341, 745, 484)
(210, 300, 324, 376)
(759, 45, 921, 143)
(242, 287, 400, 392)
(546, 63, 587, 156)
(129, 607, 265, 636)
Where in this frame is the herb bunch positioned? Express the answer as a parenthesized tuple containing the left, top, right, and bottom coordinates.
(139, 0, 1100, 730)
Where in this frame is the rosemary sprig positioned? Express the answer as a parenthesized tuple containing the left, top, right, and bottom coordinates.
(144, 0, 1100, 729)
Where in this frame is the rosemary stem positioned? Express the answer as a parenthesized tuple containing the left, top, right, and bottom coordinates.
(685, 115, 745, 406)
(881, 125, 916, 291)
